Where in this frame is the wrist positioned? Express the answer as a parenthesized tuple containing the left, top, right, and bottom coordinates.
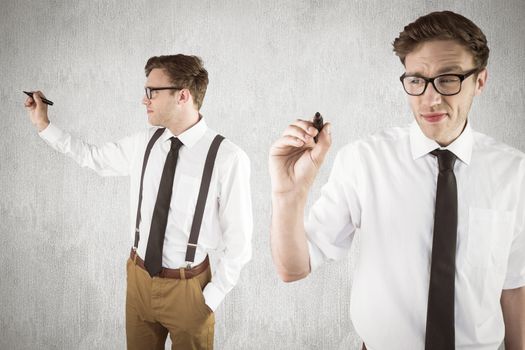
(272, 186, 309, 200)
(36, 120, 50, 132)
(272, 191, 308, 211)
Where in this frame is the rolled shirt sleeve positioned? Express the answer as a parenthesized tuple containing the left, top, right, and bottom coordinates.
(38, 122, 138, 177)
(202, 148, 253, 311)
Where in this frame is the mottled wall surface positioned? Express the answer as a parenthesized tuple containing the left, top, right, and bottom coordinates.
(1, 1, 523, 349)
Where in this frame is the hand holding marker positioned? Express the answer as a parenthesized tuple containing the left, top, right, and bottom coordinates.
(23, 91, 54, 106)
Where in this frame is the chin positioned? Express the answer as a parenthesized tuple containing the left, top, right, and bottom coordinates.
(424, 128, 453, 146)
(418, 122, 442, 141)
(147, 113, 159, 123)
(147, 116, 160, 127)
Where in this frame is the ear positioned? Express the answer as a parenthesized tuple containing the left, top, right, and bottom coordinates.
(177, 88, 193, 106)
(474, 68, 488, 96)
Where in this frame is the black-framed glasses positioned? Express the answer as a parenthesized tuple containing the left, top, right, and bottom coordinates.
(144, 86, 183, 100)
(400, 68, 479, 96)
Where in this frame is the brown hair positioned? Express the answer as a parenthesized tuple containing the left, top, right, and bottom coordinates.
(393, 11, 489, 69)
(145, 54, 209, 110)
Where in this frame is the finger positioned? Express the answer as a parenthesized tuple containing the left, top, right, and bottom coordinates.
(24, 96, 35, 107)
(272, 135, 306, 149)
(282, 125, 316, 143)
(33, 90, 47, 99)
(31, 91, 43, 107)
(32, 90, 49, 107)
(311, 122, 332, 166)
(290, 119, 318, 136)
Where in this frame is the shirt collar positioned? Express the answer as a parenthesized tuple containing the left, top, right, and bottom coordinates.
(160, 115, 208, 149)
(409, 120, 473, 165)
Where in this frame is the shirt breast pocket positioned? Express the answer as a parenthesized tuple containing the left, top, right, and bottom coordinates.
(173, 174, 201, 216)
(466, 207, 515, 270)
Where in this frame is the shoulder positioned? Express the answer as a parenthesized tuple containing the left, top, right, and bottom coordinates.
(122, 125, 163, 144)
(473, 130, 525, 169)
(204, 128, 250, 172)
(121, 126, 164, 154)
(144, 126, 166, 141)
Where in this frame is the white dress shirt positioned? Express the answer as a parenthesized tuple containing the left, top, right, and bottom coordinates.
(38, 117, 253, 312)
(306, 121, 525, 349)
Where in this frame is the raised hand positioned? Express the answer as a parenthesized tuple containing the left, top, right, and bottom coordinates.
(24, 90, 50, 132)
(269, 118, 332, 196)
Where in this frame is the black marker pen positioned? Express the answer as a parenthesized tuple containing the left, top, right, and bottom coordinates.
(313, 112, 324, 143)
(23, 91, 54, 106)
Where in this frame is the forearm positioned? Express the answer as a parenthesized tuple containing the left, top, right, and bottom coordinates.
(502, 287, 525, 349)
(271, 192, 310, 282)
(36, 119, 50, 132)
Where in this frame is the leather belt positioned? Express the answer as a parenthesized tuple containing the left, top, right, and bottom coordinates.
(130, 249, 209, 279)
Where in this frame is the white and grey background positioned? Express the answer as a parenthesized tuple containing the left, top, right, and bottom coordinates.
(1, 1, 523, 349)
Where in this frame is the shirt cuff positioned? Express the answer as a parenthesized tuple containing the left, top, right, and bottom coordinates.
(503, 274, 525, 290)
(202, 282, 226, 312)
(38, 122, 64, 144)
(307, 239, 325, 272)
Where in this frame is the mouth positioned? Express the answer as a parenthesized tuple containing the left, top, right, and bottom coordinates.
(147, 110, 153, 114)
(420, 112, 447, 123)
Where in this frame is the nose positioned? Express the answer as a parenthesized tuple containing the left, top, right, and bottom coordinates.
(420, 82, 442, 107)
(142, 95, 150, 106)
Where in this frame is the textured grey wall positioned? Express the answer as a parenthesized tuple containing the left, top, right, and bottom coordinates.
(1, 0, 523, 349)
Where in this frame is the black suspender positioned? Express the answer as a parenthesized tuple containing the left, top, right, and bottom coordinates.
(185, 134, 225, 265)
(133, 128, 225, 267)
(134, 127, 166, 248)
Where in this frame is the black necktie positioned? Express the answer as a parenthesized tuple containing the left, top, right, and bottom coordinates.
(425, 149, 458, 350)
(144, 137, 183, 277)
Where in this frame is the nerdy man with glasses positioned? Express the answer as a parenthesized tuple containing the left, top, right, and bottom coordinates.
(25, 54, 253, 350)
(269, 11, 524, 350)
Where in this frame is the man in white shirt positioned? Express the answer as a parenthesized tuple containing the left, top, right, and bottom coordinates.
(269, 11, 525, 350)
(25, 54, 252, 350)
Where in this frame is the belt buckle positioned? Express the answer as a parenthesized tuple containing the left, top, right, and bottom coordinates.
(185, 261, 192, 270)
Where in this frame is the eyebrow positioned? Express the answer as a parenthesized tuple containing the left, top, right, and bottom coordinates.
(436, 65, 464, 74)
(405, 65, 466, 77)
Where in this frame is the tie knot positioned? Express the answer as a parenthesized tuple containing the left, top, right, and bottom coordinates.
(170, 137, 183, 150)
(431, 149, 456, 172)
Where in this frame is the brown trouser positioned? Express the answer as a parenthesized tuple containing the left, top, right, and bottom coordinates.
(125, 257, 215, 350)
